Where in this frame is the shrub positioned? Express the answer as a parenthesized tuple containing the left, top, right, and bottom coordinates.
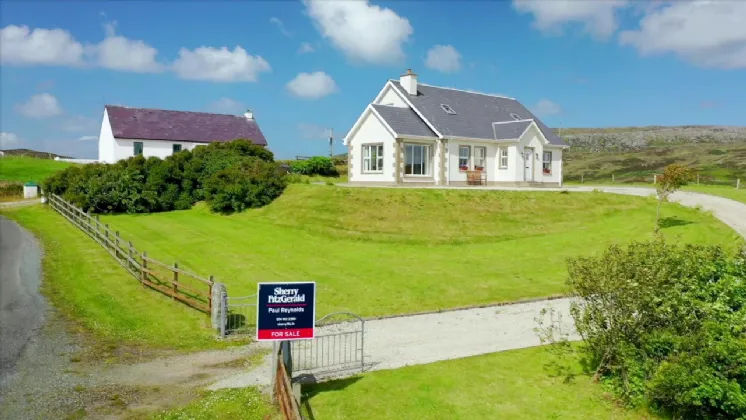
(204, 157, 287, 214)
(42, 139, 285, 214)
(289, 156, 338, 177)
(545, 240, 746, 418)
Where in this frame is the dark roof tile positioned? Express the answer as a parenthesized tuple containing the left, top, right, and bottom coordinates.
(371, 104, 437, 138)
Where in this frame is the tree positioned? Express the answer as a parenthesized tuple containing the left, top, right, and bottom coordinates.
(655, 164, 693, 232)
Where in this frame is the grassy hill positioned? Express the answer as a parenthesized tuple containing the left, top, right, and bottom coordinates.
(0, 156, 74, 183)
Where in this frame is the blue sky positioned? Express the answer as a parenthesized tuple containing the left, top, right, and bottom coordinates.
(1, 0, 745, 159)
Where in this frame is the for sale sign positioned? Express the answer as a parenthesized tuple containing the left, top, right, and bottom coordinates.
(256, 282, 316, 341)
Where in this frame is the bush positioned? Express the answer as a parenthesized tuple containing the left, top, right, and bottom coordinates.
(548, 240, 746, 418)
(42, 140, 286, 214)
(289, 156, 338, 177)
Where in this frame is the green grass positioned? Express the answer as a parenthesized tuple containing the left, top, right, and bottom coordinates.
(563, 181, 746, 205)
(147, 387, 277, 420)
(564, 143, 746, 185)
(304, 345, 654, 420)
(0, 204, 229, 353)
(0, 156, 74, 183)
(100, 184, 740, 318)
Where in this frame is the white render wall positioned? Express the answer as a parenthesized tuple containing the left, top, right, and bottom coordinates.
(445, 141, 499, 184)
(376, 85, 408, 108)
(111, 138, 203, 162)
(515, 125, 563, 184)
(347, 111, 396, 183)
(98, 109, 116, 163)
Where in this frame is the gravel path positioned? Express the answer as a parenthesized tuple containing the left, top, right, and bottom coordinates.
(211, 185, 746, 389)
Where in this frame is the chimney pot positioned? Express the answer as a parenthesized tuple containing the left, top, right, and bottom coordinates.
(243, 109, 254, 119)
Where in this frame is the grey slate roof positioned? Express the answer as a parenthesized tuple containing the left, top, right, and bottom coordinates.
(371, 104, 438, 138)
(492, 120, 533, 140)
(105, 105, 268, 146)
(389, 82, 565, 146)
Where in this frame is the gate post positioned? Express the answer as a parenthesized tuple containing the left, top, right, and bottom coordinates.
(219, 288, 228, 338)
(281, 340, 293, 377)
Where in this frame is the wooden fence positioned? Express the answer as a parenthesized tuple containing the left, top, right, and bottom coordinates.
(275, 346, 302, 420)
(47, 194, 214, 313)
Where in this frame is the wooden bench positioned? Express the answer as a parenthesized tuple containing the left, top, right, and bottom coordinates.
(466, 170, 487, 185)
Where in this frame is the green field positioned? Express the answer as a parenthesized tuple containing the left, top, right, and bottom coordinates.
(147, 387, 277, 420)
(98, 185, 739, 319)
(0, 156, 74, 182)
(304, 345, 654, 420)
(0, 204, 226, 353)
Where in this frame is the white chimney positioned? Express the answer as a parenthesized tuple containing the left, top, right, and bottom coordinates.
(243, 109, 254, 119)
(400, 69, 418, 96)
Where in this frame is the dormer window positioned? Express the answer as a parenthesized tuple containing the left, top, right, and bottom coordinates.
(440, 104, 456, 115)
(510, 113, 521, 121)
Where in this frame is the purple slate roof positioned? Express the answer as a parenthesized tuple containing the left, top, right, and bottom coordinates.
(105, 105, 268, 146)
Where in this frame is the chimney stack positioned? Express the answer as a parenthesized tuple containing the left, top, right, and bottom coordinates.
(400, 69, 418, 96)
(244, 109, 254, 120)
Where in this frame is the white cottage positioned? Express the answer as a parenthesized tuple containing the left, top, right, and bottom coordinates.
(98, 106, 268, 164)
(343, 70, 568, 186)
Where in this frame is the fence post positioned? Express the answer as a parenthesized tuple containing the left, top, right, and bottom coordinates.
(581, 174, 584, 184)
(141, 251, 147, 287)
(128, 241, 134, 272)
(104, 224, 110, 250)
(653, 174, 657, 184)
(208, 275, 214, 312)
(612, 174, 615, 184)
(220, 288, 227, 338)
(697, 174, 700, 185)
(114, 231, 120, 260)
(172, 263, 178, 300)
(738, 179, 741, 190)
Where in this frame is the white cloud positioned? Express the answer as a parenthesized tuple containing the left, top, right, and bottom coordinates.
(59, 115, 99, 133)
(91, 21, 164, 73)
(269, 17, 292, 37)
(512, 0, 628, 39)
(15, 93, 63, 119)
(619, 1, 746, 69)
(304, 0, 413, 65)
(173, 46, 271, 82)
(298, 42, 315, 54)
(207, 97, 246, 114)
(297, 123, 331, 140)
(286, 71, 339, 99)
(532, 99, 562, 116)
(0, 132, 21, 148)
(0, 25, 85, 66)
(77, 135, 98, 141)
(425, 45, 462, 73)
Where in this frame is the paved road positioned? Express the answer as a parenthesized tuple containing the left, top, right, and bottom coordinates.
(0, 216, 44, 383)
(211, 185, 746, 389)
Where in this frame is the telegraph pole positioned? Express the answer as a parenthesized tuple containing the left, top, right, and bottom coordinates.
(328, 128, 334, 159)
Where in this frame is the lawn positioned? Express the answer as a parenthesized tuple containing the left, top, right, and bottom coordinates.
(304, 345, 655, 420)
(563, 181, 746, 205)
(0, 156, 74, 183)
(100, 184, 740, 319)
(0, 204, 229, 354)
(146, 387, 278, 420)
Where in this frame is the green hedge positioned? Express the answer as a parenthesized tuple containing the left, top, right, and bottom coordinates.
(289, 156, 339, 177)
(43, 140, 287, 214)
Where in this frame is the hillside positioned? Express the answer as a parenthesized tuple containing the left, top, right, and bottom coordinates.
(558, 125, 746, 152)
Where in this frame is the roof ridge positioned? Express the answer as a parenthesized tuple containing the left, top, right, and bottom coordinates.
(105, 105, 246, 118)
(492, 119, 534, 125)
(415, 83, 516, 100)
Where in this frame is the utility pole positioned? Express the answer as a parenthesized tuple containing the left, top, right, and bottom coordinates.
(328, 128, 334, 159)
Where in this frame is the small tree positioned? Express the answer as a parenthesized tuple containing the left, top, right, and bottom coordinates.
(655, 164, 693, 232)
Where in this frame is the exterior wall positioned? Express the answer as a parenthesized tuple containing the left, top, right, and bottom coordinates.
(375, 85, 408, 107)
(98, 109, 116, 163)
(445, 141, 499, 184)
(347, 111, 397, 183)
(112, 138, 203, 162)
(515, 126, 564, 184)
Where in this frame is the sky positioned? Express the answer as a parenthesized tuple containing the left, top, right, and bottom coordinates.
(1, 0, 745, 159)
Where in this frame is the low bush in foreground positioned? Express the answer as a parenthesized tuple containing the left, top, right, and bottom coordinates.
(544, 240, 746, 419)
(43, 140, 287, 214)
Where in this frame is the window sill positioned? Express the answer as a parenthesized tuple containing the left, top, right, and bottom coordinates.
(362, 171, 384, 174)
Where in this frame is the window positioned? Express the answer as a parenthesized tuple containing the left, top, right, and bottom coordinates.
(404, 144, 431, 176)
(458, 146, 470, 171)
(543, 151, 552, 174)
(173, 144, 182, 153)
(474, 147, 486, 171)
(510, 113, 521, 121)
(362, 144, 384, 173)
(134, 142, 143, 156)
(499, 148, 508, 169)
(440, 104, 457, 115)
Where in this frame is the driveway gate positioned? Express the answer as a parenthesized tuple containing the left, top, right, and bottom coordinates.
(221, 293, 257, 337)
(290, 312, 364, 374)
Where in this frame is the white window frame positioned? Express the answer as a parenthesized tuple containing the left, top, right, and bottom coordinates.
(499, 147, 508, 169)
(362, 144, 384, 173)
(404, 143, 432, 177)
(542, 151, 552, 175)
(474, 146, 486, 171)
(458, 146, 471, 171)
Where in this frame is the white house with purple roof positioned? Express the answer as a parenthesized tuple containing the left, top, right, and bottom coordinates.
(343, 69, 569, 186)
(97, 106, 268, 164)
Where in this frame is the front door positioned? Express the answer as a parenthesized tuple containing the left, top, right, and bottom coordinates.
(524, 148, 534, 182)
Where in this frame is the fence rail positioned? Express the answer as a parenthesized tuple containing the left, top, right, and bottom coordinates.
(47, 194, 216, 315)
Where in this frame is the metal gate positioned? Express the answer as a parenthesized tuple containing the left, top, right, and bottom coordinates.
(221, 293, 257, 337)
(290, 312, 364, 374)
